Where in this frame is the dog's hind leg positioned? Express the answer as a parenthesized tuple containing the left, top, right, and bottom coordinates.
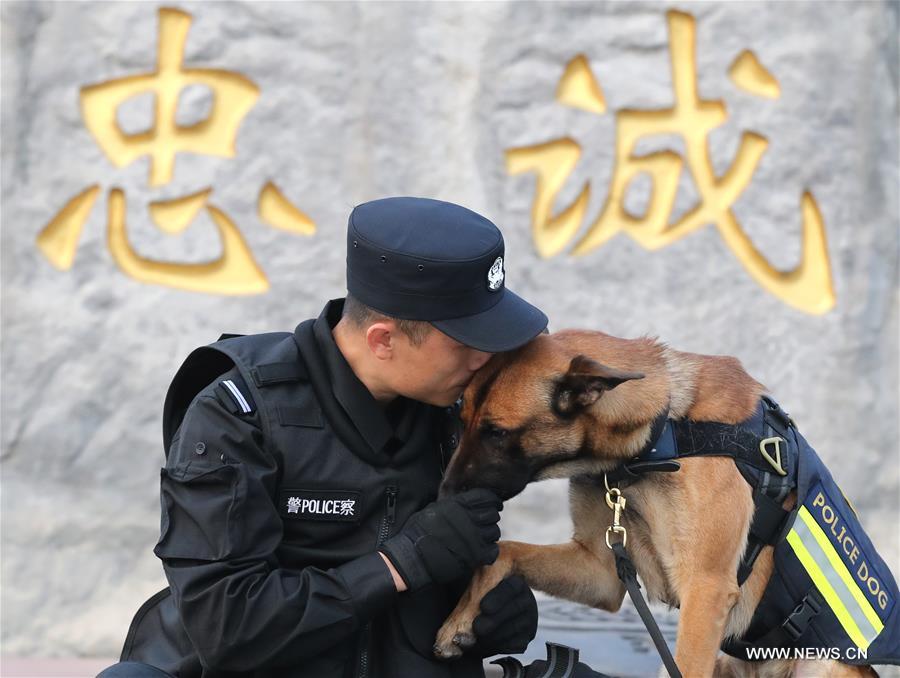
(433, 538, 625, 659)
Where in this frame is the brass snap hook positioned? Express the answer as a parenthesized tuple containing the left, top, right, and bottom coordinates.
(604, 473, 628, 548)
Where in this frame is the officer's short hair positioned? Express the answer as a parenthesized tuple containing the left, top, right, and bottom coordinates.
(343, 294, 433, 346)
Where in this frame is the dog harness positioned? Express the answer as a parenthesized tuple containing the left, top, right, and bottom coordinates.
(602, 397, 900, 666)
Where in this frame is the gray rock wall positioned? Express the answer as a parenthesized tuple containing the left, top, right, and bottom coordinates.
(2, 0, 897, 658)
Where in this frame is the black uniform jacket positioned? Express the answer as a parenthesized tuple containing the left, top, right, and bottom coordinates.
(120, 300, 484, 678)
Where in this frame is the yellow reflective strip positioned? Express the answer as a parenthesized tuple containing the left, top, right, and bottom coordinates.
(797, 507, 884, 633)
(786, 529, 871, 650)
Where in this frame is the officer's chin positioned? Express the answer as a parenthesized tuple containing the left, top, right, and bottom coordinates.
(417, 395, 459, 408)
(429, 388, 465, 408)
(399, 386, 459, 408)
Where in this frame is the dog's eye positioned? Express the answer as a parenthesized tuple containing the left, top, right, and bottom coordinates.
(482, 425, 508, 442)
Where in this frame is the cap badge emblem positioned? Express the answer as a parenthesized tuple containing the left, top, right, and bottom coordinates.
(487, 256, 504, 292)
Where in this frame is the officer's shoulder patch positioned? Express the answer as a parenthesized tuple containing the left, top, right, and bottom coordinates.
(214, 374, 256, 415)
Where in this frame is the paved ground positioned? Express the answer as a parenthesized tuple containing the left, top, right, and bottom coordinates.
(488, 597, 679, 677)
(5, 598, 900, 677)
(1, 598, 678, 677)
(13, 597, 896, 677)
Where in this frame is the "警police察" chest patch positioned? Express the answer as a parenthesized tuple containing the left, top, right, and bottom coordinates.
(279, 489, 361, 522)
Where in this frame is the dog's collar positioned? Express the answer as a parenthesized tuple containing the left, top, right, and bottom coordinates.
(597, 405, 681, 486)
(637, 404, 674, 460)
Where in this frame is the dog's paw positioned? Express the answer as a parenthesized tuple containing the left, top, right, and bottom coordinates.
(432, 640, 463, 660)
(452, 631, 476, 650)
(433, 623, 475, 660)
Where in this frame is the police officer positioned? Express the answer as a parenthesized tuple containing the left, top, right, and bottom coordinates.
(100, 197, 548, 678)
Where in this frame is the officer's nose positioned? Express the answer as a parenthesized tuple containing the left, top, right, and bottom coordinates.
(467, 349, 493, 372)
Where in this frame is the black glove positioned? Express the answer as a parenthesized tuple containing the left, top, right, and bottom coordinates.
(472, 575, 538, 656)
(380, 488, 502, 592)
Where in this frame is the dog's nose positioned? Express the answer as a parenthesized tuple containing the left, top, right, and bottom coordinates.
(438, 480, 454, 499)
(438, 478, 470, 499)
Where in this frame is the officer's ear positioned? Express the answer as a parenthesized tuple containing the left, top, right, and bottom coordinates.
(366, 322, 395, 360)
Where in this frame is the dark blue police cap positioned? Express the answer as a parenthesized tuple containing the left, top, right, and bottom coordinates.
(346, 197, 548, 352)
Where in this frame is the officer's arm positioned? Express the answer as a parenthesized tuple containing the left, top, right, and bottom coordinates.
(155, 377, 398, 671)
(379, 553, 408, 591)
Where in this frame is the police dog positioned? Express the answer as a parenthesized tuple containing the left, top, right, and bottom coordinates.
(433, 330, 878, 678)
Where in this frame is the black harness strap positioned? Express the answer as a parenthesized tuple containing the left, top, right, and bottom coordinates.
(721, 589, 824, 658)
(737, 488, 790, 585)
(676, 418, 789, 586)
(673, 419, 779, 474)
(612, 542, 682, 678)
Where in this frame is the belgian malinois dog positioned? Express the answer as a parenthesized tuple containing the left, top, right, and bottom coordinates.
(433, 330, 880, 678)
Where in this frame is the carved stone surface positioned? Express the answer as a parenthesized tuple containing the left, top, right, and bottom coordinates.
(1, 0, 897, 662)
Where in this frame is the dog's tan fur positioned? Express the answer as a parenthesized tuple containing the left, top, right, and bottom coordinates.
(434, 330, 877, 678)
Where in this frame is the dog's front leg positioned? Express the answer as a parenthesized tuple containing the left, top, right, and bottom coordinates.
(433, 542, 515, 660)
(666, 458, 753, 676)
(434, 538, 625, 659)
(674, 572, 741, 676)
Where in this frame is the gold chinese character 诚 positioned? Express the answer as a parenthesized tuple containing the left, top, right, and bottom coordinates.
(508, 10, 835, 314)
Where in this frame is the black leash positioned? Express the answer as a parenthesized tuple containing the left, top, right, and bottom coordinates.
(611, 542, 682, 678)
(603, 475, 682, 678)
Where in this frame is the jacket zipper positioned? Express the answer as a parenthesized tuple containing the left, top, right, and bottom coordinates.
(356, 486, 398, 678)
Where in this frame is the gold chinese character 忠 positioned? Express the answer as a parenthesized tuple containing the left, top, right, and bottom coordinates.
(35, 7, 316, 295)
(80, 8, 258, 187)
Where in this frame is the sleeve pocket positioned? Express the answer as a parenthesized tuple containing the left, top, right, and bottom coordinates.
(154, 463, 245, 562)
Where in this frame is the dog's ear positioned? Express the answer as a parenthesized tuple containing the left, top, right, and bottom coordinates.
(554, 355, 645, 415)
